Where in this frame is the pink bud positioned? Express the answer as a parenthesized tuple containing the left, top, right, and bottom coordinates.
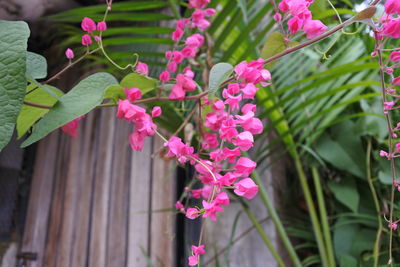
(397, 185, 400, 192)
(386, 67, 394, 74)
(81, 17, 96, 33)
(159, 71, 170, 82)
(393, 77, 400, 86)
(388, 88, 396, 94)
(65, 48, 74, 59)
(273, 13, 282, 22)
(81, 34, 92, 46)
(175, 201, 184, 210)
(97, 21, 107, 31)
(94, 35, 101, 42)
(151, 106, 162, 117)
(389, 222, 398, 230)
(380, 150, 389, 157)
(204, 8, 216, 16)
(370, 51, 377, 57)
(136, 62, 149, 76)
(390, 51, 400, 62)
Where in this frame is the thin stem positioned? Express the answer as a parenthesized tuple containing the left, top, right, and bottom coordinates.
(311, 167, 336, 267)
(367, 137, 383, 267)
(171, 104, 198, 137)
(44, 48, 100, 85)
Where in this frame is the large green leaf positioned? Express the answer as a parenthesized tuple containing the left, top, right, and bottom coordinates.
(208, 63, 233, 97)
(0, 20, 30, 151)
(17, 84, 64, 138)
(21, 72, 117, 147)
(120, 73, 158, 93)
(327, 177, 359, 212)
(26, 52, 47, 79)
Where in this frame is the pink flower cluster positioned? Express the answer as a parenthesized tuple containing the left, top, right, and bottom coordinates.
(275, 0, 327, 39)
(80, 17, 107, 46)
(161, 0, 215, 99)
(116, 88, 161, 151)
(376, 1, 400, 39)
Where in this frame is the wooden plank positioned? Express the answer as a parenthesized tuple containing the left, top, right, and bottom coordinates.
(87, 109, 116, 267)
(106, 119, 131, 267)
(127, 124, 152, 267)
(150, 134, 175, 267)
(20, 131, 60, 267)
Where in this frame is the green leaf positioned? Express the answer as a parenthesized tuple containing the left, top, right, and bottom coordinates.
(21, 73, 117, 147)
(236, 0, 248, 22)
(17, 84, 63, 138)
(0, 20, 30, 151)
(120, 73, 158, 95)
(333, 218, 359, 260)
(208, 63, 233, 97)
(327, 177, 359, 212)
(261, 32, 299, 69)
(104, 85, 125, 102)
(26, 52, 47, 79)
(339, 255, 357, 267)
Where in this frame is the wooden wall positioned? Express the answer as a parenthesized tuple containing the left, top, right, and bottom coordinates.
(20, 108, 176, 267)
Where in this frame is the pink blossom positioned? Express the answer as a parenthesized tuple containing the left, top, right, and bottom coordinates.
(287, 16, 303, 34)
(288, 0, 309, 16)
(191, 189, 202, 199)
(232, 131, 254, 151)
(384, 19, 400, 39)
(176, 74, 197, 91)
(129, 131, 146, 151)
(385, 0, 400, 15)
(81, 17, 96, 33)
(210, 149, 225, 162)
(165, 50, 172, 59)
(65, 48, 74, 59)
(241, 83, 258, 99)
(151, 106, 162, 117)
(188, 256, 199, 266)
(186, 208, 200, 219)
(389, 222, 398, 230)
(393, 77, 400, 85)
(136, 62, 149, 76)
(94, 35, 101, 42)
(274, 12, 282, 22)
(234, 178, 259, 199)
(164, 136, 194, 163)
(384, 101, 395, 110)
(204, 8, 216, 16)
(186, 34, 205, 48)
(182, 46, 197, 58)
(191, 245, 205, 256)
(61, 116, 85, 138)
(202, 133, 219, 150)
(167, 61, 178, 73)
(223, 147, 241, 163)
(379, 150, 389, 158)
(116, 100, 146, 121)
(212, 100, 225, 111)
(188, 0, 210, 9)
(169, 84, 186, 100)
(278, 0, 290, 12)
(159, 71, 170, 82)
(219, 118, 238, 142)
(81, 34, 92, 46)
(124, 88, 142, 102)
(396, 143, 400, 153)
(242, 103, 256, 113)
(202, 200, 223, 221)
(303, 20, 327, 39)
(172, 51, 184, 64)
(214, 192, 230, 206)
(175, 201, 184, 210)
(224, 94, 242, 111)
(234, 157, 257, 176)
(183, 66, 195, 78)
(218, 172, 238, 186)
(97, 21, 107, 31)
(172, 27, 184, 42)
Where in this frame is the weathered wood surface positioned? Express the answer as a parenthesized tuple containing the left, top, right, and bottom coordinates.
(21, 108, 176, 267)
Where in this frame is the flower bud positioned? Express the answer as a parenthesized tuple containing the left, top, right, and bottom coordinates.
(65, 48, 74, 59)
(97, 21, 107, 31)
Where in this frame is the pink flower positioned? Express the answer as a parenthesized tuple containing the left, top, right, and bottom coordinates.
(188, 256, 199, 266)
(164, 136, 194, 163)
(393, 77, 400, 85)
(159, 71, 170, 82)
(204, 8, 216, 16)
(232, 131, 254, 151)
(202, 133, 219, 150)
(183, 66, 195, 78)
(234, 157, 257, 176)
(385, 0, 400, 15)
(224, 94, 242, 111)
(169, 84, 186, 100)
(274, 12, 282, 22)
(389, 222, 398, 230)
(65, 48, 74, 59)
(303, 20, 328, 39)
(234, 178, 259, 199)
(288, 0, 309, 16)
(151, 106, 162, 117)
(241, 83, 258, 99)
(124, 88, 142, 102)
(175, 201, 184, 210)
(384, 19, 400, 39)
(182, 46, 197, 58)
(219, 118, 238, 142)
(186, 208, 200, 219)
(214, 192, 230, 206)
(223, 147, 241, 163)
(129, 131, 146, 151)
(242, 103, 256, 113)
(97, 21, 107, 31)
(81, 17, 96, 33)
(384, 101, 395, 110)
(185, 34, 205, 48)
(278, 0, 290, 12)
(81, 34, 92, 46)
(379, 150, 389, 158)
(116, 100, 146, 121)
(188, 0, 210, 9)
(192, 245, 205, 256)
(136, 62, 149, 76)
(218, 172, 238, 186)
(172, 51, 184, 64)
(61, 116, 85, 137)
(202, 200, 223, 221)
(167, 61, 178, 72)
(172, 26, 184, 42)
(176, 74, 197, 91)
(287, 16, 303, 34)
